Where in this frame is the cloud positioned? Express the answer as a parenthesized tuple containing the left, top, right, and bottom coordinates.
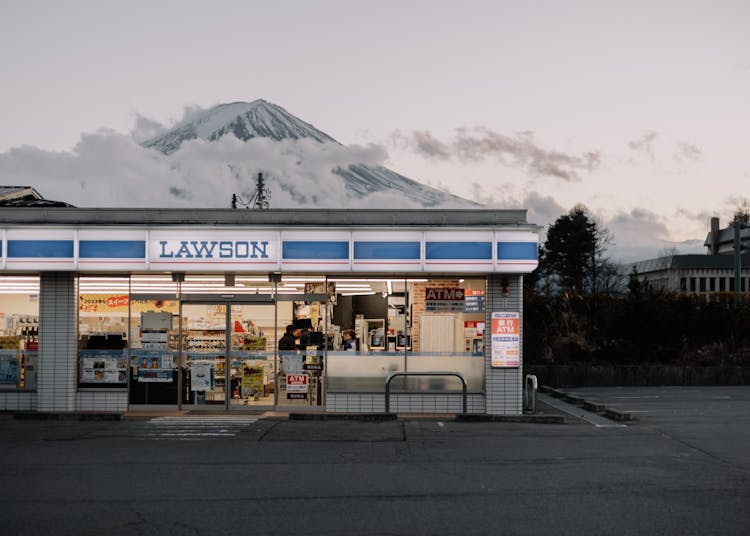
(674, 142, 702, 163)
(0, 126, 424, 210)
(391, 130, 451, 160)
(609, 208, 670, 242)
(130, 114, 169, 144)
(480, 189, 566, 233)
(627, 131, 659, 162)
(675, 207, 713, 224)
(391, 127, 600, 181)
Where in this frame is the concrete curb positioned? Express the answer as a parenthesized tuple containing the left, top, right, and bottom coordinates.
(539, 385, 636, 422)
(12, 412, 125, 421)
(456, 413, 566, 424)
(289, 413, 397, 422)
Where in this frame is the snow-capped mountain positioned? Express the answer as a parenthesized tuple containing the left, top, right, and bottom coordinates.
(143, 100, 336, 154)
(143, 100, 479, 208)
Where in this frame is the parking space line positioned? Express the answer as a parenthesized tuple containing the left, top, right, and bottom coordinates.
(539, 394, 627, 428)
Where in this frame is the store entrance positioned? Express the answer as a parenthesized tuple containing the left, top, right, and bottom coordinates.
(181, 297, 277, 410)
(128, 289, 329, 411)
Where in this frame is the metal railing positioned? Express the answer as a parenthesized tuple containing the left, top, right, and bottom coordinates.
(384, 372, 467, 414)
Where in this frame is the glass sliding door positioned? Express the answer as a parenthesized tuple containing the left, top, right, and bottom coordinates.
(228, 302, 276, 409)
(182, 302, 229, 407)
(275, 287, 329, 410)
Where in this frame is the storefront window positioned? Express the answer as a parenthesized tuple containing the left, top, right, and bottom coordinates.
(78, 276, 130, 388)
(326, 277, 486, 393)
(0, 276, 39, 391)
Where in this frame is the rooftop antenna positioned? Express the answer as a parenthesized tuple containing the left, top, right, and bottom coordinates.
(230, 171, 271, 210)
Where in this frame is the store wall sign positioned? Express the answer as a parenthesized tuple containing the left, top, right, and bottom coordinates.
(158, 240, 270, 259)
(149, 231, 279, 269)
(425, 287, 465, 312)
(0, 228, 539, 273)
(464, 289, 485, 312)
(490, 312, 521, 367)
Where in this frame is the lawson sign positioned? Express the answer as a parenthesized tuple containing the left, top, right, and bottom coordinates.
(149, 232, 279, 269)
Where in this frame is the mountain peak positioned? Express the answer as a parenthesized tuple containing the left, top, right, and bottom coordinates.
(141, 99, 480, 208)
(143, 99, 337, 154)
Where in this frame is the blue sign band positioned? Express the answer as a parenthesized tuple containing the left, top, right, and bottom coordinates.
(79, 240, 146, 259)
(354, 241, 420, 260)
(283, 241, 349, 260)
(497, 242, 537, 260)
(425, 242, 492, 260)
(7, 240, 74, 258)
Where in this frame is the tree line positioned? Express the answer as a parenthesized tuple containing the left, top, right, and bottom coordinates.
(524, 205, 750, 366)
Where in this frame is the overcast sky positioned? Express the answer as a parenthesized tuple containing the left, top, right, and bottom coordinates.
(1, 0, 748, 261)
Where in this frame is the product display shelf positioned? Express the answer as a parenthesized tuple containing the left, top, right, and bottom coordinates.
(186, 328, 227, 350)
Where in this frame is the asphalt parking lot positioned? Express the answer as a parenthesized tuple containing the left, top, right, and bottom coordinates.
(1, 386, 748, 535)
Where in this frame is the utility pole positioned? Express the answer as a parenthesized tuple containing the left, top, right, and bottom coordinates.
(252, 172, 270, 210)
(229, 171, 271, 210)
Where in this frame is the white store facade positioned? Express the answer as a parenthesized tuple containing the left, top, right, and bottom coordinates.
(0, 208, 538, 416)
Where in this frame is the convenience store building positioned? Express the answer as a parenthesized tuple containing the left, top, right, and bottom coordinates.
(0, 208, 538, 415)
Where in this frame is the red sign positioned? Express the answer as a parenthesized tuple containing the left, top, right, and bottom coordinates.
(106, 295, 129, 308)
(492, 317, 519, 334)
(464, 321, 485, 336)
(286, 374, 308, 399)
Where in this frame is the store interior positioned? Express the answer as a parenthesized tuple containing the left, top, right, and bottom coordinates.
(0, 274, 487, 404)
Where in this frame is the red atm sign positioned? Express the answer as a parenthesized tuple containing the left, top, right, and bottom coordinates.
(426, 288, 465, 312)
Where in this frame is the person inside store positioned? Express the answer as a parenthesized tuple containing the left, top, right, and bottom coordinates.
(278, 324, 297, 351)
(342, 329, 358, 351)
(295, 321, 312, 349)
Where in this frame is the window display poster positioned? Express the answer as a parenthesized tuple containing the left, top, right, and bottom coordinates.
(80, 294, 179, 313)
(490, 312, 520, 367)
(286, 374, 308, 399)
(79, 351, 127, 384)
(191, 362, 213, 391)
(0, 352, 19, 384)
(463, 320, 485, 338)
(136, 352, 174, 383)
(241, 365, 264, 397)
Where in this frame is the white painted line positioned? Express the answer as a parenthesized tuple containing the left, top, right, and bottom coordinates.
(142, 432, 236, 437)
(437, 422, 444, 427)
(539, 393, 627, 428)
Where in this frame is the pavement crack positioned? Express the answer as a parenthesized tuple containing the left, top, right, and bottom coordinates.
(652, 425, 750, 475)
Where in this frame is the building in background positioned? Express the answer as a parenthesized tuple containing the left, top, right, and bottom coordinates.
(632, 217, 750, 295)
(0, 186, 74, 207)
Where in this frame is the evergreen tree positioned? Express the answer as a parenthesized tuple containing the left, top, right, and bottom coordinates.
(540, 204, 615, 294)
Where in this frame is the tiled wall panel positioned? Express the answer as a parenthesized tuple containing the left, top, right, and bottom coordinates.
(326, 393, 485, 414)
(0, 391, 37, 411)
(76, 391, 128, 412)
(37, 273, 78, 412)
(484, 274, 523, 415)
